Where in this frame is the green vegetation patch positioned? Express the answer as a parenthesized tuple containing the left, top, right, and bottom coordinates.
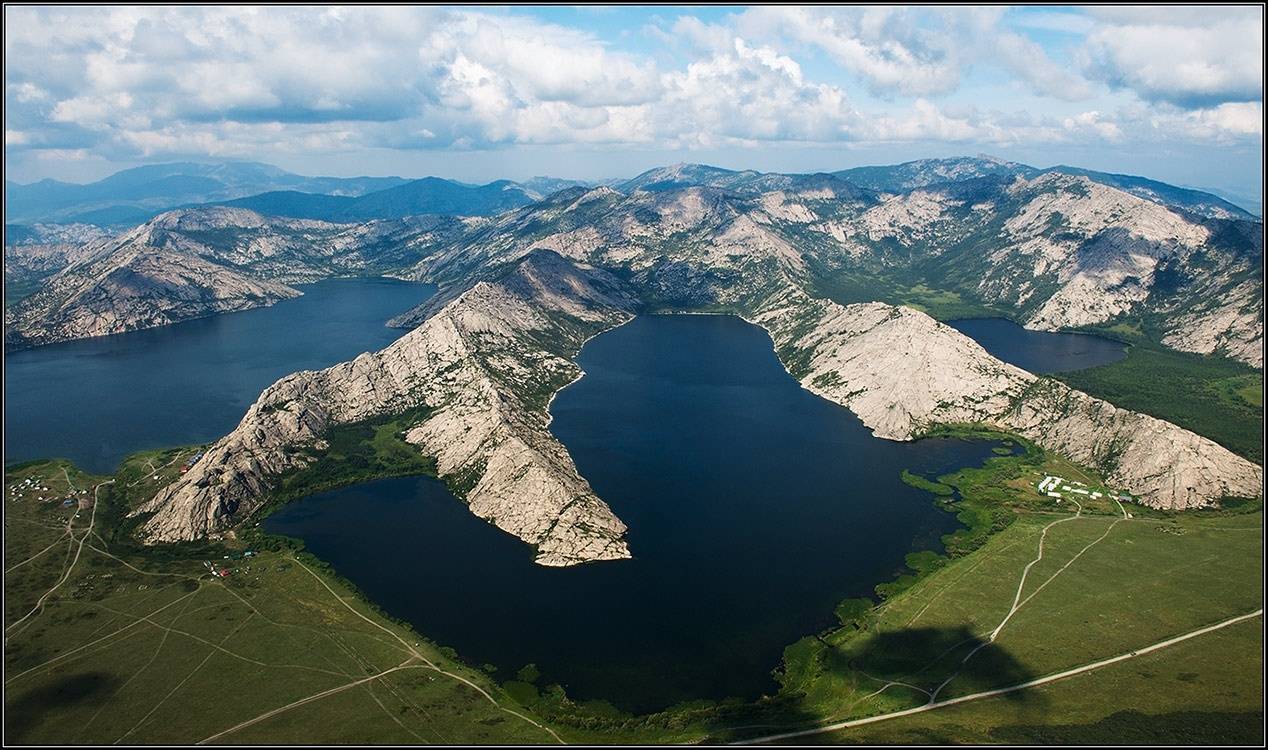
(266, 403, 438, 512)
(1056, 346, 1264, 463)
(900, 469, 954, 496)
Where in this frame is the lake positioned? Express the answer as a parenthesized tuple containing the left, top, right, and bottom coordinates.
(5, 297, 1126, 711)
(3, 278, 435, 473)
(948, 317, 1126, 373)
(265, 314, 1004, 712)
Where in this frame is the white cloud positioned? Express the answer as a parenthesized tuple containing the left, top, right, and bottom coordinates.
(1163, 102, 1263, 139)
(2, 4, 1262, 171)
(656, 38, 858, 146)
(1062, 111, 1123, 141)
(1080, 9, 1263, 107)
(731, 6, 965, 97)
(992, 30, 1093, 101)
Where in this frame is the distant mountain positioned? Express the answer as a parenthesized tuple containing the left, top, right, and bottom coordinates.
(833, 155, 1034, 192)
(619, 163, 759, 193)
(518, 176, 596, 199)
(830, 156, 1254, 220)
(217, 177, 538, 220)
(1189, 186, 1261, 217)
(618, 163, 876, 202)
(4, 162, 409, 225)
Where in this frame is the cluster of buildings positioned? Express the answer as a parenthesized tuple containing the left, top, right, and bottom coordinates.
(1037, 475, 1133, 504)
(9, 475, 89, 507)
(179, 451, 207, 474)
(203, 549, 257, 578)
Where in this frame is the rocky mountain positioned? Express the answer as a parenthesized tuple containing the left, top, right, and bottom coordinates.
(134, 236, 1261, 564)
(518, 176, 597, 199)
(5, 223, 117, 305)
(833, 155, 1032, 193)
(5, 161, 408, 226)
(839, 172, 1263, 366)
(11, 166, 1261, 370)
(4, 207, 469, 349)
(388, 172, 1263, 366)
(137, 249, 637, 566)
(618, 163, 877, 200)
(757, 294, 1261, 508)
(831, 156, 1256, 220)
(4, 243, 299, 350)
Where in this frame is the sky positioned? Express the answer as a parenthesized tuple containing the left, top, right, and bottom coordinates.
(4, 5, 1264, 203)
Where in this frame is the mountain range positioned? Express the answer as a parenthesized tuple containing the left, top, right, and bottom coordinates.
(7, 158, 1262, 367)
(7, 156, 1257, 232)
(3, 154, 1262, 564)
(4, 162, 597, 227)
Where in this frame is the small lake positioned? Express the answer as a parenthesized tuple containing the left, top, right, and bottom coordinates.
(949, 317, 1126, 373)
(265, 315, 1004, 712)
(3, 278, 435, 473)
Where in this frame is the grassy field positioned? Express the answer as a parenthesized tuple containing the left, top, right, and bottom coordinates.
(800, 618, 1263, 744)
(3, 458, 560, 745)
(6, 425, 1262, 744)
(1054, 345, 1263, 464)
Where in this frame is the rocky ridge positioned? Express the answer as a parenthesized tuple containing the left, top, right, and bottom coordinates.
(5, 207, 466, 350)
(135, 250, 637, 566)
(5, 235, 300, 350)
(752, 292, 1263, 509)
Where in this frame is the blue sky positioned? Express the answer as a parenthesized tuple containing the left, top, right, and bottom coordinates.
(4, 5, 1263, 202)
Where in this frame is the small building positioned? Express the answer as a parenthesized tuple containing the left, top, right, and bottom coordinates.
(1038, 475, 1065, 493)
(1046, 491, 1062, 498)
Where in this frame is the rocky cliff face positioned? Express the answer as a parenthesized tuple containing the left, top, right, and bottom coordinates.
(134, 250, 637, 566)
(796, 172, 1263, 367)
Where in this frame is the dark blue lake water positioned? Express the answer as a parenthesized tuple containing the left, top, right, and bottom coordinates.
(264, 315, 1004, 711)
(948, 318, 1126, 373)
(3, 278, 435, 473)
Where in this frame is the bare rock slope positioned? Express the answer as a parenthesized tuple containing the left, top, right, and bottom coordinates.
(135, 250, 636, 566)
(5, 235, 300, 350)
(755, 292, 1263, 509)
(5, 207, 465, 350)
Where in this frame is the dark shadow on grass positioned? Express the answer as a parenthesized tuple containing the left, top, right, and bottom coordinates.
(701, 625, 1044, 744)
(989, 708, 1265, 745)
(5, 671, 121, 743)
